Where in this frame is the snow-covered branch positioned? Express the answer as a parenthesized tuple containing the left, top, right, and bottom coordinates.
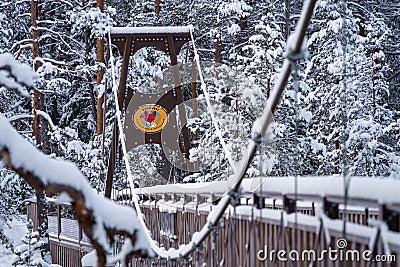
(50, 0, 84, 10)
(10, 38, 33, 51)
(8, 114, 34, 122)
(33, 57, 69, 67)
(0, 115, 153, 266)
(14, 43, 34, 60)
(35, 27, 85, 55)
(0, 53, 35, 97)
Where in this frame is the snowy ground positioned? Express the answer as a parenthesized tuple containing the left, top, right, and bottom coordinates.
(0, 217, 27, 265)
(0, 245, 15, 266)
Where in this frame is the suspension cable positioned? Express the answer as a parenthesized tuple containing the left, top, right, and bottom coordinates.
(106, 28, 154, 246)
(340, 1, 350, 240)
(189, 27, 238, 174)
(102, 0, 317, 259)
(291, 58, 300, 259)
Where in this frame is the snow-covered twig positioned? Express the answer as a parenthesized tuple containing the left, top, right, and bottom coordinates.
(36, 27, 85, 55)
(10, 38, 33, 51)
(51, 0, 85, 10)
(33, 57, 68, 67)
(14, 43, 34, 60)
(8, 114, 34, 122)
(189, 28, 238, 173)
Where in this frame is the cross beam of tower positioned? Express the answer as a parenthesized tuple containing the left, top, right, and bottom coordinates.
(105, 26, 193, 198)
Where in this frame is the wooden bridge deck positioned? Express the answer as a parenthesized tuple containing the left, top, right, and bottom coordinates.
(26, 177, 400, 266)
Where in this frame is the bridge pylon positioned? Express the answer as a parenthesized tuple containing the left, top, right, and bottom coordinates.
(105, 26, 193, 198)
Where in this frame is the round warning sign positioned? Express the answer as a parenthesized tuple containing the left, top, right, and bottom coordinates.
(133, 105, 168, 133)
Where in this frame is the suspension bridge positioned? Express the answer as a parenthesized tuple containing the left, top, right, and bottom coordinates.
(26, 0, 400, 266)
(27, 176, 400, 266)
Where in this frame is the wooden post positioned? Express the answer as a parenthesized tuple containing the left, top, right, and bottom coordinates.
(283, 195, 296, 214)
(57, 204, 61, 239)
(191, 58, 198, 143)
(323, 197, 339, 219)
(85, 32, 98, 133)
(105, 37, 132, 198)
(167, 36, 192, 175)
(106, 28, 194, 193)
(254, 194, 265, 209)
(105, 125, 116, 198)
(191, 56, 200, 173)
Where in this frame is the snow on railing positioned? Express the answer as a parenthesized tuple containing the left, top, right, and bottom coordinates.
(135, 177, 400, 263)
(135, 176, 400, 238)
(135, 176, 400, 207)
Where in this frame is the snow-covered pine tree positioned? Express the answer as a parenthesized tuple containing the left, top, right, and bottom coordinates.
(11, 220, 57, 267)
(345, 3, 400, 176)
(304, 0, 399, 176)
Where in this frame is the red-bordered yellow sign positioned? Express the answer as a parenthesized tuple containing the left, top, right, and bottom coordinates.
(133, 105, 168, 133)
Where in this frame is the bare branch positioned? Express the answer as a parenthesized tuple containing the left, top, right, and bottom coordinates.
(388, 69, 400, 81)
(34, 109, 77, 139)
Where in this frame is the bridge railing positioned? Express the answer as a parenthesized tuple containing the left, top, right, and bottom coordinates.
(27, 198, 93, 267)
(131, 176, 400, 266)
(134, 176, 399, 229)
(26, 176, 400, 266)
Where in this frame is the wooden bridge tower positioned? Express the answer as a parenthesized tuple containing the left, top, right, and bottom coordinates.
(105, 26, 193, 198)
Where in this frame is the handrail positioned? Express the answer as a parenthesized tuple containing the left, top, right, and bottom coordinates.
(135, 176, 400, 233)
(27, 198, 90, 247)
(135, 176, 400, 208)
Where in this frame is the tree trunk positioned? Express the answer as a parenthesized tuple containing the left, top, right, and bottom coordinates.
(35, 190, 51, 262)
(191, 58, 199, 173)
(214, 17, 222, 63)
(85, 30, 98, 126)
(32, 0, 40, 145)
(31, 0, 52, 263)
(285, 0, 291, 40)
(214, 31, 222, 63)
(155, 0, 161, 15)
(96, 0, 105, 135)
